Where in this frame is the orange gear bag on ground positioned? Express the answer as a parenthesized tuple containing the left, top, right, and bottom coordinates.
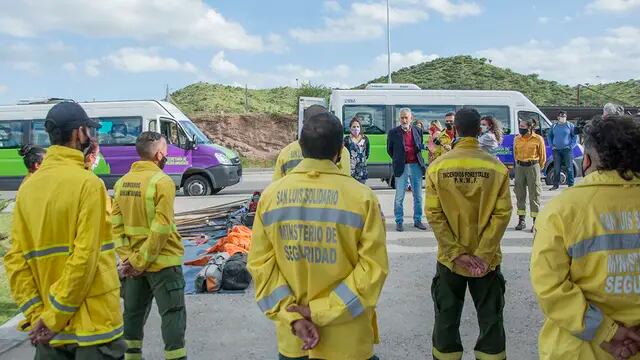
(183, 226, 252, 266)
(208, 225, 252, 256)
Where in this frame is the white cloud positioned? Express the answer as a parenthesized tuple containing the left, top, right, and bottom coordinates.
(376, 50, 439, 72)
(266, 34, 289, 53)
(423, 0, 482, 19)
(291, 0, 480, 43)
(12, 61, 39, 73)
(537, 17, 550, 24)
(0, 0, 278, 52)
(291, 1, 429, 43)
(476, 26, 640, 85)
(0, 85, 7, 94)
(84, 60, 101, 77)
(324, 0, 343, 12)
(211, 51, 247, 76)
(63, 62, 77, 72)
(587, 0, 640, 11)
(106, 48, 197, 73)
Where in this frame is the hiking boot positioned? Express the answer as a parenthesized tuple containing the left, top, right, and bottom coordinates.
(396, 223, 404, 232)
(414, 222, 427, 230)
(549, 185, 559, 191)
(515, 216, 526, 231)
(531, 218, 536, 233)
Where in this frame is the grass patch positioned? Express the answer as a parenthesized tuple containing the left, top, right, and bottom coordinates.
(0, 212, 17, 324)
(240, 156, 276, 169)
(0, 258, 18, 324)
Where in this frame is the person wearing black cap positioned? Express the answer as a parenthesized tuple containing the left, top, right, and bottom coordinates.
(272, 105, 351, 181)
(4, 101, 125, 359)
(547, 110, 577, 190)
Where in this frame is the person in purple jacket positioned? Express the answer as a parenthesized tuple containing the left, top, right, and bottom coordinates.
(547, 110, 577, 190)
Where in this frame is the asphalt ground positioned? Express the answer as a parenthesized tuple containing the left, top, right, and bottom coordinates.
(0, 170, 566, 359)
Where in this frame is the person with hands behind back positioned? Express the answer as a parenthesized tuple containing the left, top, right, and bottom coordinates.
(425, 108, 512, 360)
(531, 115, 640, 360)
(249, 111, 388, 360)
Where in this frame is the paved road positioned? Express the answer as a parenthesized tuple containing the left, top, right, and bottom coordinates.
(0, 171, 567, 359)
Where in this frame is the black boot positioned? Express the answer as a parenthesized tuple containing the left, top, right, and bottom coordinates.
(515, 215, 526, 231)
(531, 217, 536, 233)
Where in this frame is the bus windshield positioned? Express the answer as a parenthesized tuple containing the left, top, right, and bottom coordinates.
(180, 121, 213, 145)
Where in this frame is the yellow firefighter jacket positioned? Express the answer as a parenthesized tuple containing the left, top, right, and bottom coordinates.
(272, 141, 351, 181)
(249, 159, 388, 359)
(425, 137, 513, 277)
(531, 171, 640, 360)
(4, 145, 123, 346)
(112, 161, 183, 272)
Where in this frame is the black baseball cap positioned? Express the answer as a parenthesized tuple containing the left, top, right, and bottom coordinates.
(45, 101, 100, 131)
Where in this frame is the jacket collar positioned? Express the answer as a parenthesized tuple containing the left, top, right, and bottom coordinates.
(291, 158, 343, 176)
(576, 170, 640, 188)
(131, 160, 162, 172)
(452, 137, 480, 149)
(41, 145, 85, 169)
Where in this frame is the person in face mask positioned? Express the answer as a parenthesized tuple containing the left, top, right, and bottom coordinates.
(83, 139, 101, 171)
(478, 115, 504, 155)
(5, 101, 127, 358)
(530, 115, 640, 360)
(427, 120, 444, 163)
(513, 118, 546, 232)
(547, 110, 577, 190)
(343, 117, 370, 184)
(112, 131, 186, 360)
(386, 108, 427, 231)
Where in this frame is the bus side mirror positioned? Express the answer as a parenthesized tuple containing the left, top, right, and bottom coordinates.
(186, 136, 197, 150)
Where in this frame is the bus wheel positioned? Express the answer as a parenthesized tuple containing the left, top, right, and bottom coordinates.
(544, 166, 568, 186)
(184, 175, 212, 196)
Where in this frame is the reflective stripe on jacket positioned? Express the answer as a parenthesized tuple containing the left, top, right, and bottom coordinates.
(112, 161, 183, 272)
(4, 145, 122, 346)
(425, 138, 512, 276)
(531, 171, 640, 359)
(272, 141, 350, 181)
(250, 159, 388, 359)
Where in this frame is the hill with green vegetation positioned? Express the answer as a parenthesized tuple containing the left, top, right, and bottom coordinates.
(172, 56, 638, 115)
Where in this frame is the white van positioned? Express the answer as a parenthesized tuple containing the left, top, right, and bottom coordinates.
(300, 84, 583, 186)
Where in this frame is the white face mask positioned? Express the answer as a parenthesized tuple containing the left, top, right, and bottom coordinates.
(91, 154, 101, 171)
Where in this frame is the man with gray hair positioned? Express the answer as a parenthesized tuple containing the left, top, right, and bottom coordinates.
(386, 108, 427, 231)
(603, 103, 624, 118)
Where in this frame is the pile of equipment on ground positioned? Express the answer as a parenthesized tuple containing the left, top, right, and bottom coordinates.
(176, 192, 260, 295)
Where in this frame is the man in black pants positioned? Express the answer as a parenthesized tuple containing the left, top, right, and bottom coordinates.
(425, 108, 512, 360)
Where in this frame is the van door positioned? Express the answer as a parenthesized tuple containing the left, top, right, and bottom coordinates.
(159, 117, 193, 184)
(298, 97, 327, 138)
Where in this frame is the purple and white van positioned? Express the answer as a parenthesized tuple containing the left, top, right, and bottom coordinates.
(0, 99, 241, 195)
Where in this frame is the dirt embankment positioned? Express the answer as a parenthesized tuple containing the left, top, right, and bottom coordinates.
(191, 113, 297, 160)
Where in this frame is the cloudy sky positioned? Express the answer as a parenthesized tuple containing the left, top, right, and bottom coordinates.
(0, 0, 639, 104)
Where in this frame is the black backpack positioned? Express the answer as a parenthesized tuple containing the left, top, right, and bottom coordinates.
(222, 253, 252, 290)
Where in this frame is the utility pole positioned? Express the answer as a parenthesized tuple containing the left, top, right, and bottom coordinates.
(244, 84, 249, 113)
(386, 0, 392, 84)
(576, 84, 581, 106)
